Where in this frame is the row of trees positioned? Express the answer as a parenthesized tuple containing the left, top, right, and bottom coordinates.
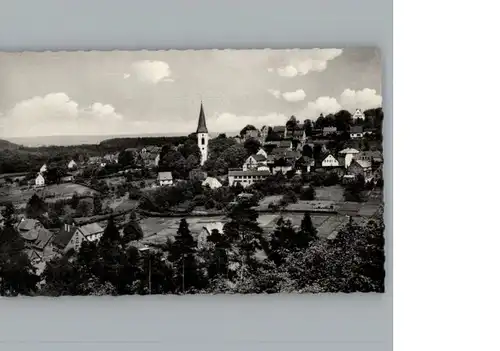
(0, 197, 385, 296)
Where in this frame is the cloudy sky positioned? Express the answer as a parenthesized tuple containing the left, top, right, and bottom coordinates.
(0, 48, 382, 138)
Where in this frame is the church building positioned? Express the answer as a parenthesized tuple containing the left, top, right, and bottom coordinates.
(196, 102, 209, 166)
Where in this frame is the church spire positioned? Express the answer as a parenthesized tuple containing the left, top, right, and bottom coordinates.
(196, 102, 209, 134)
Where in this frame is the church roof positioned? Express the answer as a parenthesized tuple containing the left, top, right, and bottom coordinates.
(196, 102, 209, 134)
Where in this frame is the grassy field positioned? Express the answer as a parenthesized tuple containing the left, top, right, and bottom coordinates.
(136, 212, 362, 246)
(105, 195, 139, 212)
(255, 185, 383, 217)
(0, 182, 99, 205)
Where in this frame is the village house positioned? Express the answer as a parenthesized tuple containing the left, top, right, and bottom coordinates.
(202, 177, 222, 189)
(347, 159, 373, 180)
(52, 222, 105, 253)
(322, 126, 338, 136)
(352, 108, 365, 120)
(256, 148, 268, 159)
(277, 140, 293, 150)
(349, 126, 365, 139)
(354, 150, 383, 164)
(242, 154, 268, 171)
(271, 159, 294, 175)
(157, 171, 173, 186)
(39, 164, 47, 174)
(67, 159, 77, 169)
(272, 125, 287, 139)
(295, 156, 315, 173)
(339, 148, 360, 168)
(228, 169, 271, 187)
(17, 219, 54, 262)
(34, 173, 45, 188)
(321, 153, 341, 168)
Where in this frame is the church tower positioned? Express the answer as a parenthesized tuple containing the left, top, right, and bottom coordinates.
(196, 102, 209, 166)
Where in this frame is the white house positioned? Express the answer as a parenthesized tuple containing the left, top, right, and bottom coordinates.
(34, 173, 45, 188)
(202, 177, 222, 189)
(321, 154, 340, 168)
(68, 159, 77, 169)
(272, 165, 293, 175)
(39, 164, 47, 173)
(256, 148, 268, 159)
(242, 154, 267, 171)
(339, 148, 360, 168)
(228, 169, 271, 188)
(157, 171, 173, 186)
(352, 108, 365, 120)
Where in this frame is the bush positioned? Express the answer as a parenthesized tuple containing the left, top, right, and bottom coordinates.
(300, 186, 316, 201)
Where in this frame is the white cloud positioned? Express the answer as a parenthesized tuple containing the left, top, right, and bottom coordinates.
(267, 89, 281, 99)
(268, 89, 306, 102)
(299, 96, 343, 118)
(282, 89, 306, 102)
(126, 60, 174, 84)
(270, 48, 343, 77)
(210, 112, 288, 132)
(339, 88, 383, 112)
(0, 93, 124, 137)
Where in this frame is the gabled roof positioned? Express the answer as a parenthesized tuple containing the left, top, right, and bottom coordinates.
(322, 153, 336, 162)
(278, 140, 292, 147)
(250, 154, 267, 162)
(196, 102, 209, 134)
(350, 126, 364, 133)
(228, 170, 271, 177)
(353, 159, 372, 169)
(339, 148, 360, 154)
(355, 150, 384, 162)
(79, 223, 104, 237)
(18, 218, 40, 232)
(323, 126, 337, 132)
(52, 225, 78, 249)
(202, 177, 222, 188)
(32, 227, 54, 249)
(158, 171, 173, 180)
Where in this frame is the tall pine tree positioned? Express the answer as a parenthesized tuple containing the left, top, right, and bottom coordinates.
(295, 212, 318, 249)
(169, 219, 201, 293)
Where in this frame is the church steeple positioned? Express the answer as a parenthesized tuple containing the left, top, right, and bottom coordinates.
(196, 102, 209, 134)
(196, 101, 209, 166)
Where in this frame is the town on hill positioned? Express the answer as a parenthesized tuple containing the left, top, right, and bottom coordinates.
(0, 103, 385, 296)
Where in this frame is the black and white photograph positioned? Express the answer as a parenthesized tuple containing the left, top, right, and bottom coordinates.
(0, 48, 385, 296)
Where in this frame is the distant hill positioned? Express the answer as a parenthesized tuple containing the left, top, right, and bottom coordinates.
(0, 139, 19, 150)
(5, 131, 239, 147)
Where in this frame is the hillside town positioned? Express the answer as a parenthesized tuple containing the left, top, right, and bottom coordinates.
(0, 103, 384, 296)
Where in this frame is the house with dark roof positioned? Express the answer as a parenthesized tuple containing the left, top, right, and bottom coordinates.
(347, 159, 373, 180)
(272, 126, 287, 139)
(228, 169, 271, 188)
(295, 156, 315, 173)
(322, 126, 338, 136)
(349, 126, 365, 139)
(52, 222, 104, 253)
